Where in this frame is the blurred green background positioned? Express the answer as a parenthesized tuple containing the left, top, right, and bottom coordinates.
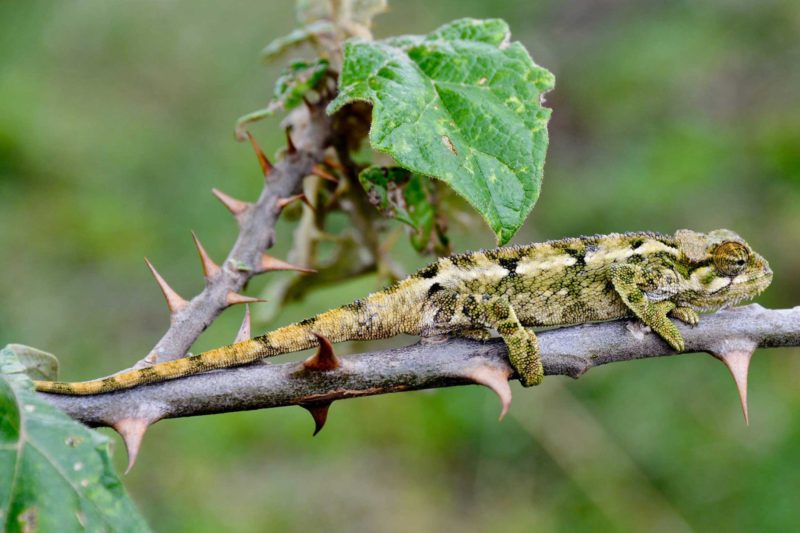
(1, 1, 799, 531)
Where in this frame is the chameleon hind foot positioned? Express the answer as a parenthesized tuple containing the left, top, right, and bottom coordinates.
(481, 298, 543, 387)
(504, 328, 544, 387)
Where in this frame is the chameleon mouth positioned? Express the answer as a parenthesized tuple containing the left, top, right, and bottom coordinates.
(691, 263, 773, 313)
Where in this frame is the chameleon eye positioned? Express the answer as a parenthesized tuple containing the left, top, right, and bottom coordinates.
(713, 241, 749, 276)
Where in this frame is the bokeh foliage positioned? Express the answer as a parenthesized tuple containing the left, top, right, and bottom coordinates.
(1, 1, 798, 532)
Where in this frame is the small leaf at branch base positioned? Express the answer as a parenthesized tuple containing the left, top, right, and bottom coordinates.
(359, 166, 450, 254)
(260, 21, 336, 62)
(0, 345, 150, 531)
(329, 18, 555, 244)
(235, 59, 330, 137)
(296, 0, 387, 36)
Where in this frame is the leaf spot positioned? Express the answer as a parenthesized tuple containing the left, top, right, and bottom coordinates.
(18, 508, 37, 533)
(65, 436, 83, 447)
(441, 136, 457, 155)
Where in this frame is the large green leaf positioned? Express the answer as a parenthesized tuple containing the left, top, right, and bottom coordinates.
(329, 18, 555, 244)
(0, 345, 150, 533)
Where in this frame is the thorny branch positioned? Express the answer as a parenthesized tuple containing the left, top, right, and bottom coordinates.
(132, 101, 332, 370)
(26, 14, 800, 474)
(41, 304, 800, 471)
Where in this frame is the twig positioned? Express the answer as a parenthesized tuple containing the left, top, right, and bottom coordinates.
(42, 305, 799, 452)
(133, 102, 332, 368)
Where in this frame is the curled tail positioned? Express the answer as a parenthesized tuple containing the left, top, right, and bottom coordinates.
(34, 281, 426, 396)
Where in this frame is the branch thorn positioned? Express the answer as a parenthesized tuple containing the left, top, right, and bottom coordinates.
(191, 231, 220, 279)
(712, 349, 754, 425)
(259, 254, 316, 274)
(144, 258, 188, 315)
(276, 193, 314, 211)
(311, 164, 339, 183)
(469, 366, 513, 421)
(322, 157, 345, 171)
(303, 333, 341, 371)
(301, 402, 332, 436)
(226, 292, 266, 306)
(113, 418, 150, 474)
(245, 130, 273, 176)
(301, 95, 315, 111)
(234, 305, 252, 343)
(285, 128, 297, 154)
(211, 188, 250, 221)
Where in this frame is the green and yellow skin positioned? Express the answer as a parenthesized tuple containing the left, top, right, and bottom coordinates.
(34, 229, 772, 394)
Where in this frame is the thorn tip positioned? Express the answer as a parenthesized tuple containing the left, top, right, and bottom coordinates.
(301, 402, 332, 436)
(311, 164, 338, 183)
(276, 193, 314, 211)
(469, 366, 513, 421)
(144, 258, 188, 315)
(226, 292, 266, 306)
(191, 231, 220, 279)
(211, 188, 250, 219)
(259, 254, 316, 274)
(234, 305, 252, 343)
(245, 131, 273, 176)
(285, 129, 297, 154)
(713, 350, 753, 425)
(113, 418, 150, 474)
(302, 333, 340, 371)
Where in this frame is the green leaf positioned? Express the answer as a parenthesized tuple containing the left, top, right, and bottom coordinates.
(260, 21, 336, 63)
(359, 166, 449, 254)
(3, 344, 58, 382)
(0, 345, 150, 533)
(235, 59, 330, 139)
(296, 0, 387, 32)
(329, 18, 555, 244)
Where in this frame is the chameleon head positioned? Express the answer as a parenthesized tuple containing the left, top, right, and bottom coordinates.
(674, 229, 773, 311)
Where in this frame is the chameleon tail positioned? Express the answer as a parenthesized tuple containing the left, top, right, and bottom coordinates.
(33, 282, 424, 396)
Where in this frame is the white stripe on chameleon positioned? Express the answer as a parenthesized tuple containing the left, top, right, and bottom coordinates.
(636, 240, 678, 256)
(516, 255, 577, 275)
(585, 246, 633, 267)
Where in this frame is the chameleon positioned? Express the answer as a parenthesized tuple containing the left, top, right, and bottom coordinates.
(34, 228, 772, 395)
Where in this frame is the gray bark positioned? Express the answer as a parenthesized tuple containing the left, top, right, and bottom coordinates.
(42, 304, 800, 428)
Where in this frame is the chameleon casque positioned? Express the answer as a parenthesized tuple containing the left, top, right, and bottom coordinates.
(35, 228, 772, 394)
